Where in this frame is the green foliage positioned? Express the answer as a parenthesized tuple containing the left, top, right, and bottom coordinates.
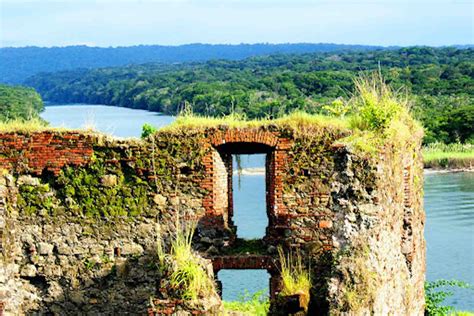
(56, 153, 151, 217)
(0, 84, 44, 121)
(83, 258, 99, 271)
(26, 47, 474, 143)
(141, 123, 158, 139)
(17, 183, 56, 215)
(349, 72, 408, 131)
(425, 280, 472, 316)
(220, 238, 267, 256)
(423, 143, 474, 169)
(223, 290, 270, 316)
(323, 98, 351, 117)
(1, 43, 380, 84)
(277, 246, 311, 311)
(412, 95, 474, 144)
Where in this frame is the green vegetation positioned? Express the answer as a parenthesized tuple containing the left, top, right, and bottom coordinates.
(159, 220, 217, 301)
(26, 46, 473, 144)
(0, 118, 50, 132)
(277, 247, 311, 312)
(141, 123, 158, 138)
(349, 72, 408, 131)
(56, 155, 151, 217)
(220, 238, 267, 256)
(163, 110, 348, 132)
(425, 280, 472, 316)
(0, 43, 380, 84)
(423, 143, 474, 169)
(0, 84, 44, 121)
(223, 290, 270, 316)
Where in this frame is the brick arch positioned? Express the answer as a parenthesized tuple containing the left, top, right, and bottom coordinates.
(208, 129, 291, 150)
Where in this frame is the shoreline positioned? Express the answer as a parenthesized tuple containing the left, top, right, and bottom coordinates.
(424, 167, 474, 174)
(234, 167, 474, 176)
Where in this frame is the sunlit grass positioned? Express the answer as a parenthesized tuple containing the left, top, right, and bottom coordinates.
(277, 246, 311, 311)
(161, 110, 349, 132)
(423, 143, 474, 169)
(0, 118, 52, 132)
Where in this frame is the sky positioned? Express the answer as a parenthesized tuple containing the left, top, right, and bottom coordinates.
(0, 0, 472, 47)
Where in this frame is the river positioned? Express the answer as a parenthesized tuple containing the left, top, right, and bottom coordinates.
(41, 105, 474, 310)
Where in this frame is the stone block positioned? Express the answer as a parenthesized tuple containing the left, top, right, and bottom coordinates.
(20, 264, 37, 277)
(153, 194, 167, 207)
(37, 242, 54, 255)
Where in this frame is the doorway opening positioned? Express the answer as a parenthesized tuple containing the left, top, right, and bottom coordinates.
(232, 154, 267, 239)
(213, 141, 275, 241)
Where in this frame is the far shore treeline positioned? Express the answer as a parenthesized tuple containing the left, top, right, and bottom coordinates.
(1, 46, 473, 145)
(24, 46, 473, 144)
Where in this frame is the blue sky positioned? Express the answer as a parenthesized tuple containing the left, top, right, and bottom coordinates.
(1, 0, 472, 47)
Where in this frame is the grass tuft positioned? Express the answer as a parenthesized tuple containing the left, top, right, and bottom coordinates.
(277, 246, 311, 311)
(0, 118, 51, 132)
(156, 218, 217, 302)
(167, 220, 216, 301)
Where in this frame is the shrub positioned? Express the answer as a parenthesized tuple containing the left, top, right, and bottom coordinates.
(141, 123, 157, 138)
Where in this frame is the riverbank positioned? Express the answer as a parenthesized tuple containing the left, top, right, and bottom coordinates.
(423, 143, 474, 171)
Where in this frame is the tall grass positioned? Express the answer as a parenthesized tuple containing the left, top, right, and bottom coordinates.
(349, 71, 409, 132)
(277, 247, 311, 311)
(0, 117, 51, 132)
(157, 218, 217, 301)
(161, 110, 348, 132)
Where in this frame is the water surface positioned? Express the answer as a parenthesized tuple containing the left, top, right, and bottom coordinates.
(424, 172, 474, 310)
(41, 104, 174, 138)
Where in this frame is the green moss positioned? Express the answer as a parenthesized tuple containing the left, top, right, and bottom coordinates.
(221, 238, 267, 255)
(56, 155, 152, 217)
(17, 183, 56, 215)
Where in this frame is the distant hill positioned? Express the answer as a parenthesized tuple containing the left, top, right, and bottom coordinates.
(0, 43, 384, 83)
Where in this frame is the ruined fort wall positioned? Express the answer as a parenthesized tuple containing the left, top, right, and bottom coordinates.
(0, 127, 425, 315)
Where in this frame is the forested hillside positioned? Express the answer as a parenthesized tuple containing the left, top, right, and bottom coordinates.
(0, 43, 382, 84)
(0, 84, 44, 121)
(26, 46, 474, 143)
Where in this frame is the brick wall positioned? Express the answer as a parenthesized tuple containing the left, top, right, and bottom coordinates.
(0, 132, 94, 175)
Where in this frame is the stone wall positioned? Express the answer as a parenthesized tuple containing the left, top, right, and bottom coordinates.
(0, 125, 425, 315)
